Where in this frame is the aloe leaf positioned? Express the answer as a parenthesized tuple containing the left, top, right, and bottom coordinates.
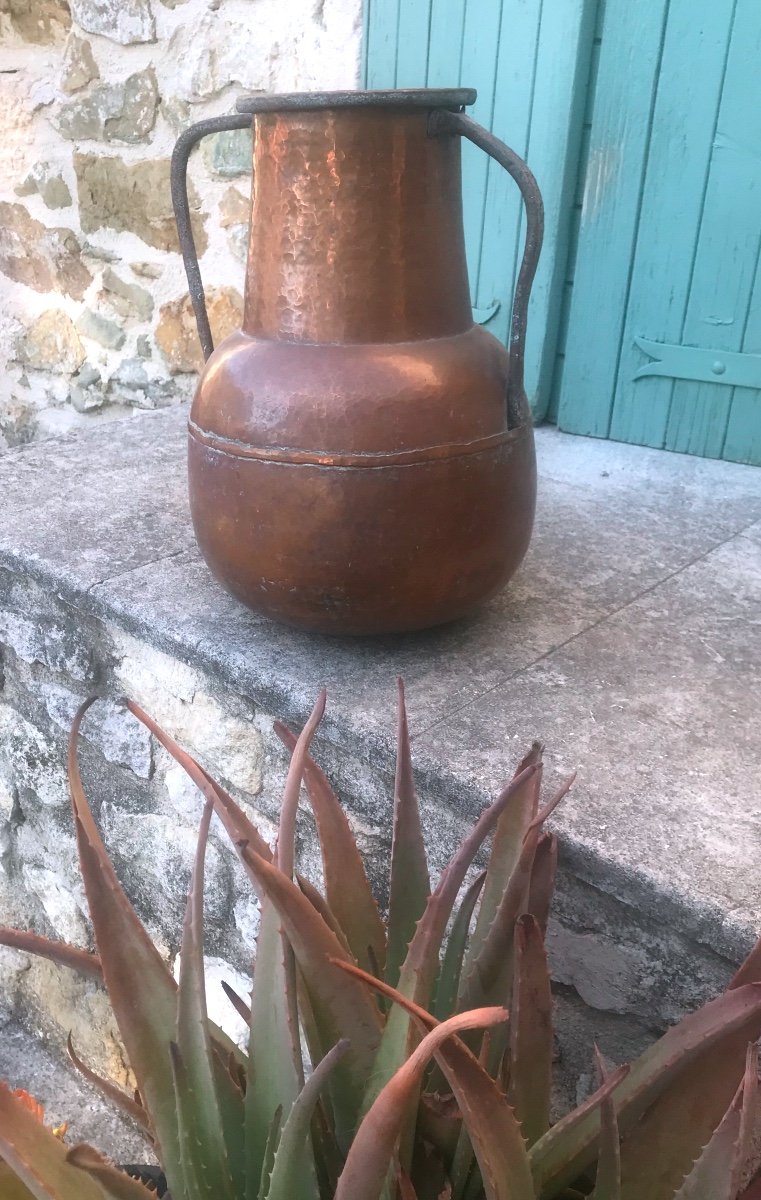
(672, 1086, 743, 1199)
(366, 761, 541, 1111)
(68, 700, 185, 1200)
(466, 746, 541, 972)
(0, 1083, 103, 1200)
(386, 679, 431, 988)
(66, 1035, 153, 1138)
(65, 1146, 155, 1198)
(0, 928, 103, 981)
(0, 1164, 41, 1200)
(274, 722, 386, 977)
(275, 690, 326, 878)
(532, 983, 761, 1198)
(334, 1008, 508, 1200)
(257, 1105, 283, 1200)
(297, 874, 353, 954)
(237, 840, 383, 1148)
(509, 914, 553, 1147)
(434, 871, 486, 1020)
(527, 832, 558, 936)
(175, 797, 236, 1200)
(265, 1040, 349, 1200)
(221, 978, 252, 1024)
(591, 1049, 620, 1200)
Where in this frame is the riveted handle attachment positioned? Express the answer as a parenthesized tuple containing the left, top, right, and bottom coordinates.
(171, 113, 252, 362)
(429, 109, 544, 417)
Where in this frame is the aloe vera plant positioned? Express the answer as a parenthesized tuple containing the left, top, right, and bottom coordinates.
(1, 681, 760, 1199)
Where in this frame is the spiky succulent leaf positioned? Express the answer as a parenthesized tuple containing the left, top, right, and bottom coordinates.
(365, 761, 541, 1113)
(532, 984, 761, 1198)
(591, 1049, 620, 1200)
(335, 1008, 509, 1200)
(65, 1146, 156, 1198)
(434, 871, 486, 1021)
(274, 722, 386, 978)
(0, 1083, 103, 1200)
(509, 914, 553, 1147)
(527, 832, 557, 936)
(265, 1040, 349, 1200)
(0, 929, 102, 981)
(68, 701, 185, 1200)
(386, 679, 431, 989)
(66, 1035, 152, 1139)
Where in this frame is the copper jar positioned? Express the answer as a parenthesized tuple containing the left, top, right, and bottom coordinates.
(172, 89, 543, 635)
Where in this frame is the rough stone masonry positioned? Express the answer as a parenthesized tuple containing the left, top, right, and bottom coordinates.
(0, 0, 363, 448)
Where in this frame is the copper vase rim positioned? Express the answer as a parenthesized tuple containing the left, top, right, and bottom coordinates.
(235, 87, 477, 115)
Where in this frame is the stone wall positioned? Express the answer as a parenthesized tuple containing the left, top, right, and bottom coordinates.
(0, 0, 362, 448)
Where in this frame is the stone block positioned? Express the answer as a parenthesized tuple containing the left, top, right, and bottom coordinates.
(15, 163, 72, 210)
(69, 0, 156, 45)
(60, 32, 99, 94)
(56, 68, 159, 144)
(204, 129, 253, 178)
(75, 153, 207, 254)
(101, 267, 154, 321)
(0, 203, 91, 300)
(219, 185, 249, 228)
(69, 364, 104, 412)
(0, 0, 70, 43)
(76, 309, 125, 350)
(20, 310, 85, 375)
(155, 287, 242, 373)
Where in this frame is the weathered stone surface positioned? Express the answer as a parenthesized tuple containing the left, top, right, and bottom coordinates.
(20, 310, 85, 374)
(203, 128, 253, 178)
(101, 267, 154, 321)
(60, 31, 98, 93)
(69, 363, 103, 411)
(169, 15, 269, 102)
(160, 96, 190, 134)
(106, 357, 175, 409)
(56, 67, 159, 144)
(0, 203, 91, 299)
(136, 334, 152, 358)
(75, 153, 207, 253)
(0, 0, 70, 43)
(130, 260, 162, 280)
(76, 309, 125, 350)
(69, 0, 155, 45)
(15, 163, 72, 209)
(219, 185, 249, 228)
(0, 706, 67, 810)
(228, 225, 248, 263)
(156, 287, 242, 373)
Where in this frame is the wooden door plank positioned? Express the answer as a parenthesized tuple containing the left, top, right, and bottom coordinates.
(395, 0, 434, 87)
(364, 0, 401, 88)
(722, 241, 761, 466)
(426, 0, 467, 86)
(665, 0, 761, 458)
(556, 0, 669, 437)
(607, 0, 736, 448)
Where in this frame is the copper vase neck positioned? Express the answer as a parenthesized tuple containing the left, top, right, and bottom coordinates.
(243, 106, 474, 345)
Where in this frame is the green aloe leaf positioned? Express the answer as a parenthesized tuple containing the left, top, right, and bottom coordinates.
(591, 1049, 620, 1200)
(175, 797, 237, 1200)
(334, 1008, 509, 1200)
(0, 929, 102, 981)
(509, 914, 553, 1147)
(265, 1040, 350, 1200)
(0, 1083, 103, 1200)
(365, 760, 541, 1114)
(433, 870, 486, 1020)
(257, 1105, 283, 1200)
(65, 1146, 156, 1198)
(68, 700, 185, 1200)
(386, 678, 431, 989)
(66, 1035, 153, 1139)
(236, 840, 383, 1148)
(274, 722, 386, 977)
(532, 984, 761, 1198)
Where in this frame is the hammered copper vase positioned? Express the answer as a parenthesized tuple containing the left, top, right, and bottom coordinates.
(172, 89, 543, 635)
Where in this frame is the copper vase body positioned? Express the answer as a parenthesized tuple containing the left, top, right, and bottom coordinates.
(173, 90, 543, 635)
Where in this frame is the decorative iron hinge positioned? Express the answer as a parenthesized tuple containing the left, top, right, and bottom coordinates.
(634, 336, 761, 389)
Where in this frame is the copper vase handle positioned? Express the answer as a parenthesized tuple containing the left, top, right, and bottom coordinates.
(171, 113, 252, 361)
(429, 109, 544, 409)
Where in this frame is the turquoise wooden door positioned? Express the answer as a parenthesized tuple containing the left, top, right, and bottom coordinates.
(363, 0, 596, 419)
(557, 0, 761, 466)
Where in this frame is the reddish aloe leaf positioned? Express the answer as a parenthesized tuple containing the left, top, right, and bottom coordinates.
(68, 700, 184, 1197)
(265, 1040, 349, 1200)
(739, 1177, 761, 1200)
(334, 1008, 509, 1200)
(221, 979, 252, 1024)
(467, 746, 542, 972)
(509, 915, 553, 1147)
(527, 833, 558, 937)
(274, 722, 386, 977)
(591, 1049, 620, 1200)
(66, 1035, 152, 1138)
(124, 700, 273, 864)
(0, 1083, 103, 1200)
(533, 984, 761, 1199)
(236, 840, 382, 1147)
(734, 1043, 759, 1196)
(366, 761, 541, 1111)
(297, 874, 352, 954)
(386, 678, 431, 989)
(0, 928, 102, 981)
(65, 1145, 155, 1198)
(175, 798, 236, 1200)
(434, 871, 486, 1020)
(275, 689, 326, 878)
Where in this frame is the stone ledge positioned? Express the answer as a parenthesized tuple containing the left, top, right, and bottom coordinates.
(0, 405, 760, 1080)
